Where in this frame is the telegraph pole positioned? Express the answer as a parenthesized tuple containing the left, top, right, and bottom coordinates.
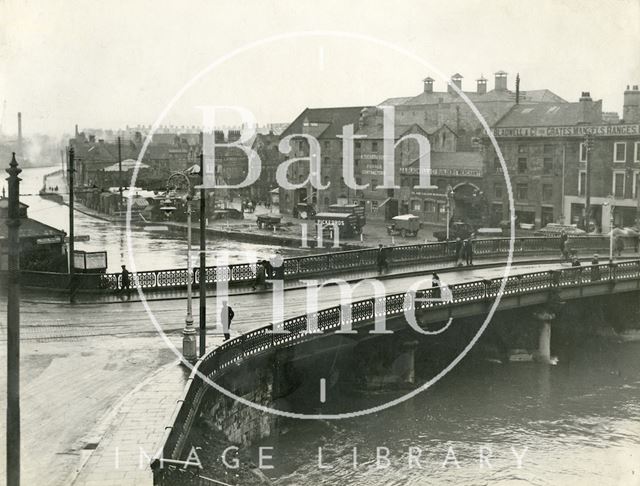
(583, 133, 593, 231)
(68, 147, 76, 303)
(6, 153, 22, 486)
(117, 136, 123, 208)
(199, 148, 207, 357)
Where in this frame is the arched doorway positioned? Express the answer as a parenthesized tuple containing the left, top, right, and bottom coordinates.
(452, 182, 486, 225)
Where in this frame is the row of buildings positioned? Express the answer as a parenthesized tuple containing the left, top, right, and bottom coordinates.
(277, 72, 640, 232)
(68, 71, 640, 233)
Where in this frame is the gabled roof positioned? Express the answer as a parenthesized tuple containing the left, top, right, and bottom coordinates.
(378, 96, 414, 106)
(495, 101, 602, 128)
(0, 216, 65, 240)
(280, 106, 366, 139)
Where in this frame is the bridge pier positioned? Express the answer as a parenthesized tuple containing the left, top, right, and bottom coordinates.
(393, 340, 419, 385)
(533, 309, 557, 365)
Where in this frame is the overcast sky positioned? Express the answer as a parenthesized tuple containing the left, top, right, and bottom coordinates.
(1, 0, 639, 136)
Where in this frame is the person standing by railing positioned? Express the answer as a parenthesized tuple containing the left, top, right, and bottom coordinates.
(120, 265, 131, 300)
(560, 231, 569, 261)
(377, 244, 388, 274)
(591, 254, 601, 281)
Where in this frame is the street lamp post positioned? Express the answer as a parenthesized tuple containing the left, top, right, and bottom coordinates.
(160, 171, 197, 362)
(6, 153, 22, 486)
(445, 185, 454, 240)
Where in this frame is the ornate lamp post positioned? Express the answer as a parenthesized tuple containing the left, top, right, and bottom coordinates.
(445, 185, 454, 240)
(160, 171, 197, 362)
(6, 153, 22, 486)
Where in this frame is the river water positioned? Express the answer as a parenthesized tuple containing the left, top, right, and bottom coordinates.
(255, 337, 640, 486)
(8, 167, 310, 272)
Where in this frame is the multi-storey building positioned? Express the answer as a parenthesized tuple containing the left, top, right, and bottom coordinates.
(484, 86, 640, 231)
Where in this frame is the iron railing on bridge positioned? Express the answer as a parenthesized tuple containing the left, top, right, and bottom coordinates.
(152, 259, 640, 483)
(15, 235, 638, 292)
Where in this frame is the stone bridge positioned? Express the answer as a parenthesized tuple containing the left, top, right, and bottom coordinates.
(13, 235, 640, 295)
(151, 258, 640, 485)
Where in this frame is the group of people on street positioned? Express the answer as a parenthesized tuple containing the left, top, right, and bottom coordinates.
(454, 237, 474, 267)
(252, 259, 275, 290)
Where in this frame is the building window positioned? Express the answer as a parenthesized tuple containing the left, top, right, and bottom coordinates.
(543, 158, 553, 175)
(634, 172, 640, 198)
(517, 158, 527, 174)
(411, 200, 421, 211)
(614, 142, 626, 163)
(494, 183, 503, 199)
(355, 141, 361, 149)
(518, 145, 527, 154)
(424, 200, 436, 213)
(324, 140, 330, 149)
(516, 183, 528, 201)
(371, 178, 378, 190)
(579, 142, 588, 162)
(372, 141, 378, 152)
(635, 142, 640, 163)
(355, 177, 362, 186)
(613, 172, 625, 198)
(543, 144, 553, 154)
(323, 157, 329, 165)
(542, 184, 553, 202)
(578, 170, 586, 196)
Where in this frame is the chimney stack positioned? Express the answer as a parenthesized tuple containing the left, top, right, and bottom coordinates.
(578, 92, 602, 124)
(423, 77, 434, 94)
(477, 76, 487, 95)
(17, 112, 22, 156)
(494, 71, 508, 91)
(623, 84, 640, 123)
(448, 73, 463, 94)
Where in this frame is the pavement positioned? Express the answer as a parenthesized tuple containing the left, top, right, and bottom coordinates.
(19, 251, 626, 305)
(1, 257, 637, 485)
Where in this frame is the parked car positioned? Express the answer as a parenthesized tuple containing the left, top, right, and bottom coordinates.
(211, 208, 244, 220)
(534, 223, 585, 236)
(314, 212, 362, 239)
(387, 214, 420, 237)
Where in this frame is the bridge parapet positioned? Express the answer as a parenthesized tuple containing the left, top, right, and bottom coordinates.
(14, 235, 637, 292)
(152, 259, 640, 483)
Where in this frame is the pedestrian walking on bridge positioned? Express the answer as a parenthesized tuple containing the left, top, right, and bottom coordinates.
(221, 300, 235, 341)
(120, 265, 131, 300)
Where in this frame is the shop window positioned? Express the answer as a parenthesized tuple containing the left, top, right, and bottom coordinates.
(411, 200, 421, 211)
(424, 200, 436, 212)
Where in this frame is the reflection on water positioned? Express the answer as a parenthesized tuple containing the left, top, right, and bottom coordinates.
(11, 167, 309, 272)
(258, 339, 640, 486)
